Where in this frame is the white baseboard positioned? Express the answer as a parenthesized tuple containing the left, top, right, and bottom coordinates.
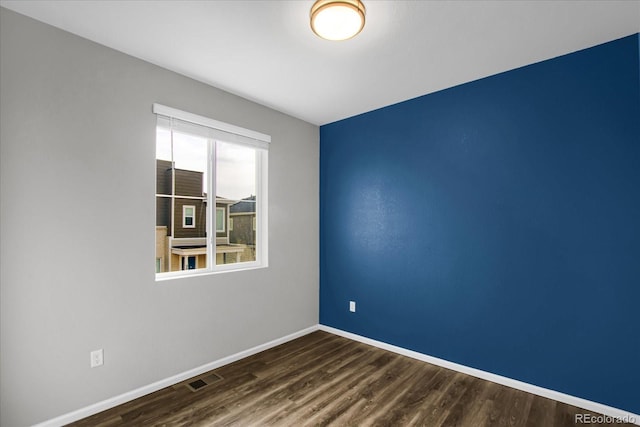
(319, 325, 640, 426)
(35, 324, 639, 426)
(34, 325, 320, 427)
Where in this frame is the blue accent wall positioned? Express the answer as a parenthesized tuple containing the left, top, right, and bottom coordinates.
(320, 34, 640, 414)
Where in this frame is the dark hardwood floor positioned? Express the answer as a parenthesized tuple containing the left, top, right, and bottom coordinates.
(69, 331, 632, 426)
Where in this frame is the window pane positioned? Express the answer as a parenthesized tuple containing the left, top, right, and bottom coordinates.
(217, 141, 257, 265)
(173, 131, 208, 196)
(156, 128, 172, 163)
(156, 129, 208, 273)
(156, 128, 172, 276)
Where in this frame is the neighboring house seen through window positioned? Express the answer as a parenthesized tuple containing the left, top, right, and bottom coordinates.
(154, 104, 269, 279)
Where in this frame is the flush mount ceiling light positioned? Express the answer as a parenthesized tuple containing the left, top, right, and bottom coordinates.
(310, 0, 366, 41)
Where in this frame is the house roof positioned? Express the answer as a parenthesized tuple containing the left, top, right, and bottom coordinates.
(230, 196, 256, 214)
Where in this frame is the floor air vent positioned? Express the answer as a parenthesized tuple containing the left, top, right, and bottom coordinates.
(187, 379, 207, 391)
(185, 372, 224, 392)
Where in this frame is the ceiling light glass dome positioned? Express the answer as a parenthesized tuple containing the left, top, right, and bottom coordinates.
(310, 0, 366, 41)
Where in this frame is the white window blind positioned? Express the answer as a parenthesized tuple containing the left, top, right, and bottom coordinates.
(153, 103, 270, 150)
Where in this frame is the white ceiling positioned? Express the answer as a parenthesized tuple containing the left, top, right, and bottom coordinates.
(1, 0, 639, 125)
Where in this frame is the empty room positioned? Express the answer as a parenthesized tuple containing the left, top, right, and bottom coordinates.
(0, 1, 639, 426)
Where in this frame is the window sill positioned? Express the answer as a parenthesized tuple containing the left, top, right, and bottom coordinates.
(155, 263, 268, 282)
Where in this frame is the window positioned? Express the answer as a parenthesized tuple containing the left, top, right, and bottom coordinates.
(183, 205, 196, 228)
(154, 104, 269, 279)
(216, 207, 225, 232)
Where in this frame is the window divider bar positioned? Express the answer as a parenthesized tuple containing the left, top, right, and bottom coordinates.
(155, 194, 205, 200)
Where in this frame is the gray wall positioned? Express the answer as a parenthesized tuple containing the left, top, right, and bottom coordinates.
(0, 8, 319, 426)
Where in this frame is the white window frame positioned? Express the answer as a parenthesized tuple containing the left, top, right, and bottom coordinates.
(154, 103, 269, 281)
(183, 205, 196, 228)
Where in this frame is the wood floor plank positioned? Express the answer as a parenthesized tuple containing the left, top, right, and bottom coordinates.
(507, 390, 535, 427)
(439, 376, 490, 427)
(68, 331, 629, 427)
(356, 362, 443, 426)
(315, 355, 417, 426)
(264, 344, 383, 425)
(209, 340, 359, 426)
(413, 372, 472, 426)
(525, 394, 557, 427)
(287, 352, 406, 425)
